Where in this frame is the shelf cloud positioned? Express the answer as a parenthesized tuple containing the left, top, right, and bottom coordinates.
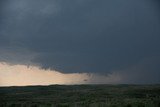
(0, 62, 122, 86)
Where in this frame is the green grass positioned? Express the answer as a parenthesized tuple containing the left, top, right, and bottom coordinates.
(0, 85, 160, 107)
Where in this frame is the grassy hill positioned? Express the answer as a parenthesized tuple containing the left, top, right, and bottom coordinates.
(0, 85, 160, 107)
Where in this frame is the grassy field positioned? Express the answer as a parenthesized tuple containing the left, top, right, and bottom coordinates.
(0, 85, 160, 107)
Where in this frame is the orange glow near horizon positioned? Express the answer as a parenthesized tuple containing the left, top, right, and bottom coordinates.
(0, 62, 121, 86)
(0, 62, 90, 86)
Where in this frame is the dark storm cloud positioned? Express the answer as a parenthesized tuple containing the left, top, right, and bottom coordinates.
(116, 56, 160, 84)
(0, 0, 160, 82)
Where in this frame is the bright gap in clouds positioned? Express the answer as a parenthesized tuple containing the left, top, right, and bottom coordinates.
(0, 62, 121, 86)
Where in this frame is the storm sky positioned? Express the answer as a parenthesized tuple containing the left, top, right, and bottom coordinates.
(0, 0, 160, 85)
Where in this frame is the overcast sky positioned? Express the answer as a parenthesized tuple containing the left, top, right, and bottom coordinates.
(0, 0, 160, 85)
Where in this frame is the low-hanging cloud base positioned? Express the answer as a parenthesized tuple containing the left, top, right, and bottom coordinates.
(0, 56, 160, 86)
